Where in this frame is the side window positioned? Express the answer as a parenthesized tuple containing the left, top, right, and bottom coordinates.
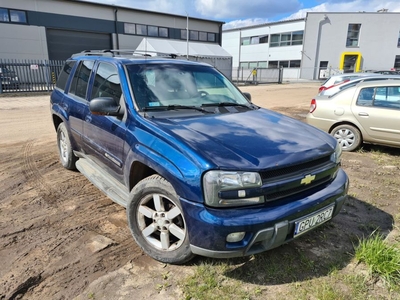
(91, 63, 122, 103)
(374, 86, 400, 109)
(356, 87, 374, 106)
(69, 60, 94, 99)
(56, 61, 76, 91)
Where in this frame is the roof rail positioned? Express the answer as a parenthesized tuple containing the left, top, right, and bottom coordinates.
(71, 49, 181, 59)
(71, 50, 114, 57)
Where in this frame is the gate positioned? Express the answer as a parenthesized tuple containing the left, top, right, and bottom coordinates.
(0, 59, 64, 93)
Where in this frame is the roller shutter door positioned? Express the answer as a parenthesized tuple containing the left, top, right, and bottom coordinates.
(47, 29, 112, 60)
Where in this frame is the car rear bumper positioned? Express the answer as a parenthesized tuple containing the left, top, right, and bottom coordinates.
(306, 113, 336, 133)
(181, 169, 349, 258)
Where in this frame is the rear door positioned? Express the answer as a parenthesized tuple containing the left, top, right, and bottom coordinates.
(64, 60, 94, 147)
(352, 85, 400, 145)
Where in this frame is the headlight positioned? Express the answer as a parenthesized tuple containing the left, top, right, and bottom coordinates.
(203, 170, 264, 207)
(331, 141, 342, 164)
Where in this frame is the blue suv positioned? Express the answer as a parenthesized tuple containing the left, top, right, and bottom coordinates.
(50, 50, 349, 264)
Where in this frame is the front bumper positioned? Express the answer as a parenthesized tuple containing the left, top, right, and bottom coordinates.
(181, 169, 349, 258)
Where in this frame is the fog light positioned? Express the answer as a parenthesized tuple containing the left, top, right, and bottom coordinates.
(226, 232, 246, 243)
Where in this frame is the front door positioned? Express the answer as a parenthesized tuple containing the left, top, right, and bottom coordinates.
(83, 62, 126, 178)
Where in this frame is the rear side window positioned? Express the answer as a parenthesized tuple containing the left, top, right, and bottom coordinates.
(56, 61, 76, 91)
(356, 87, 374, 106)
(357, 86, 400, 109)
(69, 60, 94, 99)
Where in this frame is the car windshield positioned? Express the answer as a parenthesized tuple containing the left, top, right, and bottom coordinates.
(126, 63, 251, 111)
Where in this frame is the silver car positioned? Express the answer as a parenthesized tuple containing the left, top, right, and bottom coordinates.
(307, 80, 400, 151)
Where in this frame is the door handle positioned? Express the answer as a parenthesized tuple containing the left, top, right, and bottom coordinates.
(85, 115, 92, 123)
(358, 112, 369, 117)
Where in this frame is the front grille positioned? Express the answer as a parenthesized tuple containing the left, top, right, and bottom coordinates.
(259, 155, 336, 203)
(260, 155, 331, 180)
(265, 175, 332, 202)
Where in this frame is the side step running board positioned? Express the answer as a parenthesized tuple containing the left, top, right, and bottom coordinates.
(76, 158, 129, 208)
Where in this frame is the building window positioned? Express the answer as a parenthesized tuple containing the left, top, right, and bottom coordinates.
(147, 26, 158, 37)
(199, 31, 207, 41)
(0, 8, 27, 23)
(239, 62, 249, 69)
(394, 55, 400, 69)
(398, 31, 400, 47)
(241, 35, 269, 45)
(270, 31, 304, 47)
(136, 24, 147, 35)
(0, 8, 9, 22)
(249, 62, 258, 69)
(181, 29, 187, 39)
(159, 27, 168, 38)
(291, 31, 303, 45)
(280, 61, 289, 68)
(346, 24, 361, 47)
(259, 35, 269, 44)
(269, 61, 279, 68)
(207, 33, 216, 42)
(241, 37, 250, 45)
(250, 36, 260, 44)
(190, 30, 199, 40)
(258, 61, 268, 68)
(280, 33, 291, 46)
(124, 23, 136, 34)
(10, 10, 27, 23)
(289, 60, 301, 68)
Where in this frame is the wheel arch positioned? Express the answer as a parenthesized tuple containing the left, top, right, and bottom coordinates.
(52, 114, 63, 132)
(128, 161, 158, 191)
(328, 121, 364, 140)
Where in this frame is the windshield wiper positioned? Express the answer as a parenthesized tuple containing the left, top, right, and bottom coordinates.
(201, 102, 253, 109)
(143, 105, 213, 114)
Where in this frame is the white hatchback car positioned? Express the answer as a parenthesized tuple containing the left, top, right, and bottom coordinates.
(319, 75, 400, 96)
(319, 72, 379, 93)
(307, 80, 400, 151)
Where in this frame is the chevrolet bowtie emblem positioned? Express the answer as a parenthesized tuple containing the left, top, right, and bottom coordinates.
(301, 174, 316, 185)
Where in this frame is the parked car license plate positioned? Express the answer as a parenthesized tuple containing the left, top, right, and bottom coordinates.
(294, 205, 334, 237)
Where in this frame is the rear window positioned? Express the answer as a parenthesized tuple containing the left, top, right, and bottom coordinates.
(56, 61, 76, 91)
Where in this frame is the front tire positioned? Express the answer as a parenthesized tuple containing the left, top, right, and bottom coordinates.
(57, 122, 77, 170)
(126, 175, 194, 264)
(331, 124, 362, 152)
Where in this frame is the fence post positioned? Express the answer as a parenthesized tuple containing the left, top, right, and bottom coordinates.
(278, 66, 283, 84)
(0, 59, 3, 94)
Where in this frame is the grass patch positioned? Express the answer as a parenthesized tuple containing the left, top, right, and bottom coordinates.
(355, 232, 400, 289)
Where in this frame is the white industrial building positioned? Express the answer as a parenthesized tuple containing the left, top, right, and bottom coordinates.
(222, 19, 305, 81)
(222, 11, 400, 81)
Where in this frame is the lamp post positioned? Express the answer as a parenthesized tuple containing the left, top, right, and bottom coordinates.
(186, 12, 189, 59)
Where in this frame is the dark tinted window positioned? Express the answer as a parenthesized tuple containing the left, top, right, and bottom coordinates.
(91, 62, 122, 103)
(56, 61, 76, 91)
(69, 60, 94, 99)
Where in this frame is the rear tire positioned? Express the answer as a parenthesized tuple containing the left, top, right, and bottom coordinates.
(57, 123, 77, 170)
(126, 175, 194, 264)
(331, 124, 362, 152)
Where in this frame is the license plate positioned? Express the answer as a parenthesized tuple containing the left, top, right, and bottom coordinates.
(294, 205, 334, 237)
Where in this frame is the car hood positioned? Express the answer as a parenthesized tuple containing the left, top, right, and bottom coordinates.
(150, 109, 336, 170)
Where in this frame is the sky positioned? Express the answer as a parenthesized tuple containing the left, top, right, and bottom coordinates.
(83, 0, 400, 29)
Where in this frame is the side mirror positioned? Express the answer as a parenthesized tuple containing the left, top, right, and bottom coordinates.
(243, 92, 252, 102)
(89, 97, 122, 117)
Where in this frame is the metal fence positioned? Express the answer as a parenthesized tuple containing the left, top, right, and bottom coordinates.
(232, 67, 283, 85)
(0, 59, 64, 93)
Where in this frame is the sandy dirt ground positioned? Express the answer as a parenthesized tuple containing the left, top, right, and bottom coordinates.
(0, 82, 399, 299)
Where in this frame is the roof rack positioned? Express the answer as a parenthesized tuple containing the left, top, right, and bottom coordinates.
(72, 49, 180, 59)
